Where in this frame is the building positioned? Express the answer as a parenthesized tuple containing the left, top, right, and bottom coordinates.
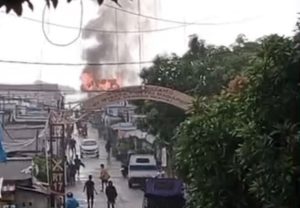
(2, 124, 46, 156)
(0, 84, 64, 112)
(0, 158, 50, 208)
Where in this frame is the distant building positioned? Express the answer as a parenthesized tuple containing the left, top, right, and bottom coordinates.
(104, 101, 136, 124)
(0, 84, 64, 111)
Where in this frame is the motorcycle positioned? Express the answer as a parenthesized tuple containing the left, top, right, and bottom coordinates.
(120, 164, 128, 178)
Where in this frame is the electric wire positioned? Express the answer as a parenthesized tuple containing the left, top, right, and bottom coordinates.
(104, 3, 258, 26)
(0, 9, 259, 34)
(0, 59, 153, 66)
(42, 0, 83, 46)
(0, 11, 192, 34)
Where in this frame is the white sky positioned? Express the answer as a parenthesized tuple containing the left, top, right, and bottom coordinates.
(0, 0, 299, 90)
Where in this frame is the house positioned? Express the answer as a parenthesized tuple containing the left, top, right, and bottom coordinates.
(2, 124, 46, 157)
(0, 84, 63, 110)
(0, 158, 50, 208)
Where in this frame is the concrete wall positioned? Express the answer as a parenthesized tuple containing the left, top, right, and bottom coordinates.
(15, 190, 49, 208)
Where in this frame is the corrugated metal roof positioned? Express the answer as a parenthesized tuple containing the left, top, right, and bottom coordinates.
(0, 158, 32, 180)
(0, 84, 60, 91)
(3, 127, 38, 140)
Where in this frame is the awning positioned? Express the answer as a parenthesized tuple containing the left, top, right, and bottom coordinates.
(110, 122, 136, 131)
(123, 129, 147, 139)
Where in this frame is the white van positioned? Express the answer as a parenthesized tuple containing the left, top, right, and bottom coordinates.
(128, 154, 159, 188)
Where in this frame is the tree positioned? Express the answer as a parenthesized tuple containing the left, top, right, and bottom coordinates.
(137, 35, 259, 175)
(0, 0, 121, 16)
(138, 35, 259, 140)
(175, 30, 300, 208)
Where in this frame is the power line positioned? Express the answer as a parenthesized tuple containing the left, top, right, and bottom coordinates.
(104, 4, 258, 26)
(0, 8, 259, 34)
(0, 59, 153, 66)
(0, 11, 191, 34)
(42, 0, 83, 46)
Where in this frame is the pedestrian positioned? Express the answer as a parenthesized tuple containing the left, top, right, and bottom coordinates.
(105, 141, 111, 160)
(65, 156, 70, 185)
(69, 162, 77, 185)
(69, 138, 76, 157)
(100, 164, 110, 192)
(105, 181, 118, 208)
(66, 192, 79, 208)
(83, 175, 98, 208)
(105, 141, 111, 153)
(74, 154, 85, 178)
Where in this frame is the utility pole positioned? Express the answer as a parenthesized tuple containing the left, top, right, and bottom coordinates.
(35, 130, 39, 156)
(49, 118, 66, 208)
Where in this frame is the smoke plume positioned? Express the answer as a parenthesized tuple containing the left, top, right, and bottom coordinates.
(80, 0, 154, 91)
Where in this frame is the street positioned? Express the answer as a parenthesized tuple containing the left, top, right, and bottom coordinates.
(67, 127, 144, 208)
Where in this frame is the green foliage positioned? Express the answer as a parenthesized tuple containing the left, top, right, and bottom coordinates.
(0, 0, 121, 16)
(175, 32, 300, 207)
(138, 35, 259, 148)
(33, 156, 49, 183)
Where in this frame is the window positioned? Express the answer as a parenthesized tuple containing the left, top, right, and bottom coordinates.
(136, 158, 150, 163)
(129, 165, 157, 171)
(154, 181, 175, 191)
(83, 140, 97, 146)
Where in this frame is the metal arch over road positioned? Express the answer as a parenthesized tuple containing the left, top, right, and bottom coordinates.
(82, 85, 194, 112)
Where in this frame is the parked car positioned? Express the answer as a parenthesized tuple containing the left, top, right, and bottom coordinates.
(80, 139, 99, 158)
(143, 178, 186, 208)
(128, 154, 160, 188)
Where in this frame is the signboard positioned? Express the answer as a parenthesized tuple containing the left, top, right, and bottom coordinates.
(51, 158, 64, 194)
(50, 124, 64, 139)
(49, 122, 65, 207)
(83, 85, 194, 111)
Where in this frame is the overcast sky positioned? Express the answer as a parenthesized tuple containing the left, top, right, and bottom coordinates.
(0, 0, 299, 90)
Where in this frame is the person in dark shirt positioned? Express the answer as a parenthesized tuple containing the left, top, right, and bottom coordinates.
(105, 181, 118, 208)
(83, 175, 97, 208)
(69, 162, 77, 186)
(105, 141, 111, 160)
(69, 138, 76, 157)
(74, 155, 85, 177)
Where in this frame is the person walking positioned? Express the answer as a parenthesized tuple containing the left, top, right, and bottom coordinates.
(69, 162, 77, 186)
(74, 154, 85, 178)
(66, 192, 79, 208)
(100, 164, 110, 192)
(105, 181, 118, 208)
(83, 175, 98, 208)
(105, 141, 111, 161)
(69, 138, 76, 158)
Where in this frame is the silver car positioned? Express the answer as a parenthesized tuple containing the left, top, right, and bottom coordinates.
(80, 139, 99, 158)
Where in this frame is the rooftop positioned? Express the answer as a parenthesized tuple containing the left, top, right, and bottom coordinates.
(0, 84, 60, 92)
(0, 157, 32, 180)
(2, 124, 46, 153)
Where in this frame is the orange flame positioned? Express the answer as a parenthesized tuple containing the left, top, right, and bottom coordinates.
(80, 72, 122, 91)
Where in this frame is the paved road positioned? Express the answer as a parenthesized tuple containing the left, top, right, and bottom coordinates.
(66, 126, 144, 208)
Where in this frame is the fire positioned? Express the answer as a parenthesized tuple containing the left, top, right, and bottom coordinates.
(80, 72, 122, 92)
(80, 72, 95, 91)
